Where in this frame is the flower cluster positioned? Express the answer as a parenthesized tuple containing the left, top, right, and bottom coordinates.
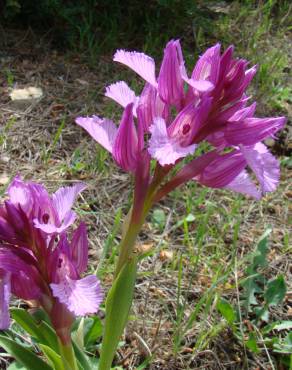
(0, 176, 102, 340)
(76, 41, 286, 200)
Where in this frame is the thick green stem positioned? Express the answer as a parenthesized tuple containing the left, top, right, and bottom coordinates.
(58, 338, 79, 370)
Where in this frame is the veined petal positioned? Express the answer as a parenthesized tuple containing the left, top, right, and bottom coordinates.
(71, 222, 88, 274)
(52, 183, 86, 223)
(241, 143, 280, 193)
(148, 117, 196, 165)
(76, 116, 117, 153)
(196, 151, 247, 188)
(105, 81, 138, 114)
(182, 74, 214, 93)
(228, 102, 256, 122)
(158, 39, 185, 107)
(225, 170, 261, 199)
(137, 83, 159, 132)
(191, 43, 221, 85)
(0, 271, 11, 329)
(112, 103, 138, 172)
(225, 116, 286, 146)
(7, 176, 33, 214)
(50, 275, 103, 316)
(113, 50, 157, 87)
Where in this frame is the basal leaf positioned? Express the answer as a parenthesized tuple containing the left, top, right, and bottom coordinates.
(264, 275, 287, 307)
(216, 298, 236, 325)
(39, 344, 65, 370)
(84, 316, 103, 346)
(0, 335, 52, 370)
(7, 362, 27, 370)
(246, 332, 260, 354)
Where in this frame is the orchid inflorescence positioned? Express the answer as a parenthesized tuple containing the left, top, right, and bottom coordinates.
(0, 176, 103, 344)
(76, 40, 286, 204)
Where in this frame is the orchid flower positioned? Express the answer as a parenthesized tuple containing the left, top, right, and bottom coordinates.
(0, 176, 103, 348)
(76, 41, 286, 201)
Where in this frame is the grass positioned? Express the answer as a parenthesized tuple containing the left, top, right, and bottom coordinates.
(0, 1, 291, 368)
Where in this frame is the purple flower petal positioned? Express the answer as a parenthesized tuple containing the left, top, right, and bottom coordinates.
(105, 81, 138, 113)
(71, 222, 88, 274)
(228, 102, 256, 122)
(148, 117, 196, 165)
(50, 275, 103, 316)
(196, 151, 246, 188)
(191, 44, 221, 85)
(137, 83, 160, 132)
(75, 116, 117, 153)
(112, 103, 138, 172)
(34, 211, 76, 234)
(113, 50, 157, 87)
(158, 40, 185, 108)
(0, 271, 11, 329)
(11, 272, 41, 300)
(52, 183, 86, 223)
(225, 116, 286, 146)
(225, 170, 261, 199)
(7, 176, 33, 214)
(241, 143, 280, 193)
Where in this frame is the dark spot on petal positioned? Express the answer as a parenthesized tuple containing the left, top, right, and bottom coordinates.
(182, 124, 190, 135)
(42, 213, 50, 224)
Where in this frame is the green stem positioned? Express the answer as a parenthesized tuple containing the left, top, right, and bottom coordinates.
(99, 164, 167, 370)
(58, 338, 79, 370)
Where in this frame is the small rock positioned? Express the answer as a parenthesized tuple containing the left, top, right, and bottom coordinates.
(9, 87, 43, 101)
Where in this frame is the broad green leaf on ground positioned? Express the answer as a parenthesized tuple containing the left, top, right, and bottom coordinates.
(263, 321, 292, 334)
(246, 332, 260, 354)
(273, 332, 292, 354)
(264, 275, 287, 306)
(216, 298, 236, 325)
(0, 335, 52, 370)
(241, 228, 271, 312)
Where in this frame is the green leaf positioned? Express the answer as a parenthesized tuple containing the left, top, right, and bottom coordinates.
(10, 308, 59, 352)
(241, 228, 271, 313)
(263, 320, 292, 334)
(265, 275, 287, 306)
(10, 308, 47, 343)
(39, 344, 65, 370)
(152, 209, 166, 230)
(0, 335, 52, 370)
(7, 362, 27, 370)
(72, 341, 92, 370)
(216, 298, 236, 325)
(99, 257, 138, 370)
(273, 332, 292, 354)
(37, 321, 59, 352)
(246, 332, 260, 354)
(273, 321, 292, 331)
(84, 316, 103, 346)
